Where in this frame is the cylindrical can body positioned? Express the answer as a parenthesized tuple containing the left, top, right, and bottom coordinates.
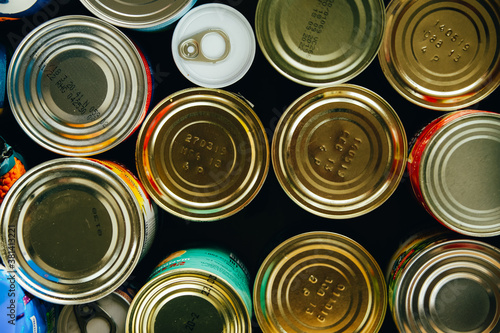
(136, 87, 269, 221)
(127, 247, 252, 332)
(387, 232, 500, 332)
(255, 0, 385, 86)
(0, 0, 51, 19)
(408, 110, 500, 236)
(7, 15, 152, 156)
(0, 264, 59, 333)
(57, 289, 132, 332)
(379, 0, 500, 110)
(253, 231, 387, 333)
(79, 0, 197, 31)
(272, 84, 407, 218)
(0, 158, 157, 304)
(171, 3, 256, 88)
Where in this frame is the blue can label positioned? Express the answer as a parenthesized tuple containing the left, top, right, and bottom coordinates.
(0, 267, 59, 333)
(150, 247, 252, 316)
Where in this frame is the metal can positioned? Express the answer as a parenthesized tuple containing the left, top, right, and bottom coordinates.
(171, 3, 255, 88)
(253, 231, 387, 333)
(57, 290, 132, 332)
(136, 87, 269, 221)
(379, 0, 500, 111)
(0, 158, 157, 304)
(408, 110, 500, 237)
(0, 0, 51, 19)
(255, 0, 386, 86)
(79, 0, 197, 32)
(272, 84, 407, 219)
(7, 15, 152, 156)
(387, 232, 500, 332)
(126, 247, 252, 332)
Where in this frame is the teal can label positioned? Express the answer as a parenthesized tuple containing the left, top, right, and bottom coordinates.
(150, 247, 252, 316)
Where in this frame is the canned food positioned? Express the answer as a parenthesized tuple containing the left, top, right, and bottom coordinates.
(0, 158, 157, 304)
(255, 0, 386, 86)
(79, 0, 197, 31)
(57, 290, 131, 332)
(254, 231, 386, 333)
(126, 247, 252, 332)
(272, 84, 407, 218)
(0, 0, 50, 19)
(387, 232, 500, 332)
(136, 88, 269, 221)
(1, 264, 59, 333)
(172, 3, 255, 88)
(408, 110, 500, 237)
(7, 15, 152, 156)
(379, 0, 500, 111)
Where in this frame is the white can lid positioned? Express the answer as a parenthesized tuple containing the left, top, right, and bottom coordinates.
(171, 3, 255, 88)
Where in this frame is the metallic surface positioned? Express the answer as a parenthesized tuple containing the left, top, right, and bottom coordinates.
(379, 0, 500, 111)
(272, 84, 407, 219)
(255, 0, 385, 86)
(408, 110, 500, 237)
(388, 234, 500, 332)
(253, 231, 387, 333)
(126, 248, 252, 333)
(136, 88, 269, 221)
(79, 0, 197, 31)
(57, 292, 130, 332)
(7, 15, 149, 156)
(0, 158, 148, 304)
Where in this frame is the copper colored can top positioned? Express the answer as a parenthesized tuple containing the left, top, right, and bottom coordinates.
(272, 84, 407, 219)
(136, 88, 269, 221)
(253, 231, 387, 333)
(379, 0, 500, 110)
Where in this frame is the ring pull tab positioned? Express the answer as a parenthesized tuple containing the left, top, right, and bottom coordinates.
(179, 29, 231, 63)
(74, 302, 117, 333)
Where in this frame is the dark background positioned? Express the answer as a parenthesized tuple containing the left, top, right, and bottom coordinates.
(1, 0, 499, 332)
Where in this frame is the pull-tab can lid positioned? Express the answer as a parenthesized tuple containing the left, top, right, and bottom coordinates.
(171, 3, 256, 88)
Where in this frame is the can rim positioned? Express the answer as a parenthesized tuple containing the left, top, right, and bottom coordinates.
(127, 270, 251, 332)
(79, 0, 197, 30)
(0, 158, 145, 304)
(7, 15, 149, 156)
(378, 0, 500, 111)
(272, 84, 407, 219)
(255, 0, 386, 87)
(253, 231, 387, 333)
(418, 111, 500, 237)
(135, 87, 269, 221)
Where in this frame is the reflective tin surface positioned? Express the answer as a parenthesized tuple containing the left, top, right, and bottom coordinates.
(255, 0, 385, 86)
(172, 3, 255, 88)
(7, 15, 151, 156)
(136, 88, 269, 221)
(0, 158, 157, 304)
(79, 0, 197, 31)
(57, 291, 130, 332)
(126, 247, 252, 333)
(408, 110, 500, 237)
(254, 231, 386, 333)
(0, 0, 50, 19)
(379, 0, 500, 111)
(272, 84, 407, 219)
(388, 233, 500, 332)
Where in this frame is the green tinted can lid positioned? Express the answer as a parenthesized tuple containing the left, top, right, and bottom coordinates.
(379, 0, 500, 111)
(255, 0, 385, 86)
